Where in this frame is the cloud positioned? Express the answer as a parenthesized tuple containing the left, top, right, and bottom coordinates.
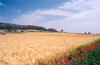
(12, 9, 21, 13)
(39, 9, 73, 16)
(0, 2, 6, 6)
(12, 9, 16, 12)
(12, 0, 100, 33)
(17, 9, 21, 12)
(12, 11, 46, 25)
(59, 0, 100, 11)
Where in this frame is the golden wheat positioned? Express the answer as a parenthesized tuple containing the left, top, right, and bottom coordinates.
(0, 32, 100, 65)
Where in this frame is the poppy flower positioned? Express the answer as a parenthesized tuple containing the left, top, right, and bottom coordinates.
(90, 53, 92, 54)
(76, 50, 79, 52)
(88, 47, 90, 50)
(80, 57, 83, 59)
(70, 60, 74, 62)
(82, 53, 87, 56)
(70, 53, 73, 56)
(82, 57, 85, 60)
(93, 56, 95, 57)
(64, 57, 67, 63)
(75, 53, 77, 56)
(99, 40, 100, 43)
(78, 50, 81, 54)
(59, 60, 63, 63)
(72, 58, 76, 61)
(85, 59, 87, 62)
(94, 44, 98, 47)
(90, 46, 94, 49)
(68, 59, 71, 62)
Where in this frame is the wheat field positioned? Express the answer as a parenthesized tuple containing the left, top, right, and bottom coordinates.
(0, 32, 100, 65)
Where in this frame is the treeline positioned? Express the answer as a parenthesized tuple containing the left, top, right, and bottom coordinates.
(0, 22, 57, 32)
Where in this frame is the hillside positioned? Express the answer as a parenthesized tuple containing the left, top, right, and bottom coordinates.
(0, 22, 58, 32)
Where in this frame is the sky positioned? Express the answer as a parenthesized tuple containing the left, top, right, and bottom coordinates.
(0, 0, 100, 34)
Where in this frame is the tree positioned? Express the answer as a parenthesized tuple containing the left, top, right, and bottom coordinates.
(7, 29, 11, 32)
(61, 30, 63, 32)
(21, 30, 24, 32)
(14, 29, 17, 32)
(84, 32, 87, 34)
(88, 32, 91, 34)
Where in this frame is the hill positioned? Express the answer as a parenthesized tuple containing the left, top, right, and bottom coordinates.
(0, 22, 58, 32)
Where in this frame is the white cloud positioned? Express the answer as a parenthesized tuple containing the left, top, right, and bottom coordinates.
(12, 11, 46, 25)
(12, 9, 16, 12)
(12, 9, 22, 12)
(12, 0, 100, 33)
(39, 9, 73, 16)
(0, 2, 6, 6)
(17, 9, 21, 12)
(59, 0, 100, 11)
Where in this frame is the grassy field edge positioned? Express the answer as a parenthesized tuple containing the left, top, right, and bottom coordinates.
(51, 39, 100, 65)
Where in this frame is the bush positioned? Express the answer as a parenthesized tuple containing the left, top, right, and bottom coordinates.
(84, 32, 87, 34)
(88, 32, 91, 34)
(21, 30, 24, 32)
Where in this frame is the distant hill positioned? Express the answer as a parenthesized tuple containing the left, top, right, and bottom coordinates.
(0, 22, 58, 32)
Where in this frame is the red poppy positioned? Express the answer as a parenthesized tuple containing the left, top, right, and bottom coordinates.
(55, 64, 57, 65)
(76, 50, 79, 52)
(80, 57, 83, 59)
(64, 57, 67, 63)
(82, 57, 85, 60)
(90, 46, 94, 49)
(90, 53, 92, 54)
(70, 60, 74, 62)
(70, 53, 73, 56)
(93, 56, 95, 57)
(72, 58, 76, 61)
(77, 50, 81, 54)
(68, 59, 74, 63)
(82, 48, 86, 52)
(88, 47, 90, 50)
(68, 59, 71, 62)
(59, 60, 63, 63)
(94, 44, 98, 47)
(99, 40, 100, 43)
(82, 53, 87, 56)
(75, 53, 77, 56)
(84, 54, 86, 56)
(85, 59, 87, 62)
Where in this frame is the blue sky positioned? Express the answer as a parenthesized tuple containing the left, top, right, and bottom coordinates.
(0, 0, 100, 33)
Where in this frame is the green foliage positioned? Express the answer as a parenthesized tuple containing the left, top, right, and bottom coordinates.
(48, 28, 58, 32)
(21, 30, 24, 32)
(54, 39, 100, 65)
(61, 30, 63, 32)
(0, 22, 48, 31)
(84, 32, 87, 34)
(88, 32, 91, 34)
